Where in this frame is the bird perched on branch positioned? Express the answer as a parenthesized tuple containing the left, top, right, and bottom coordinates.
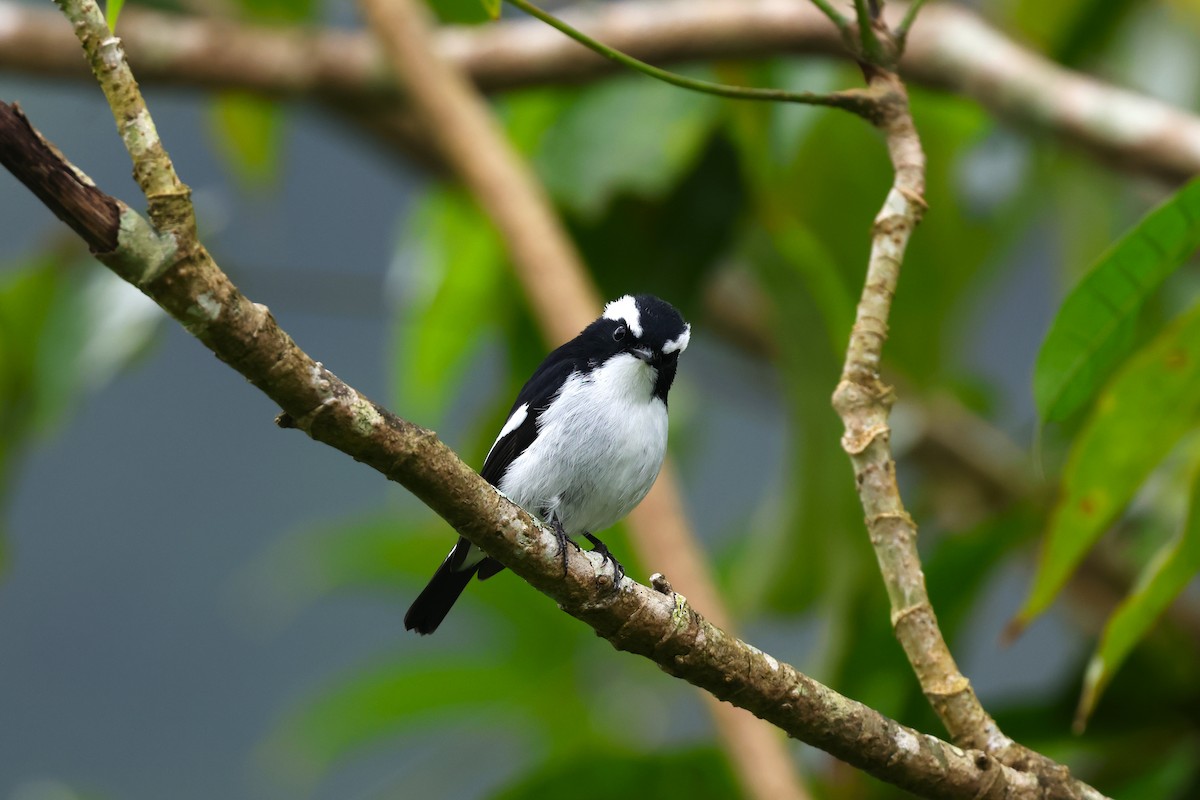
(405, 294, 691, 634)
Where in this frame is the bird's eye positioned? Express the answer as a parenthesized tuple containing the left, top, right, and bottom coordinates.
(613, 325, 626, 341)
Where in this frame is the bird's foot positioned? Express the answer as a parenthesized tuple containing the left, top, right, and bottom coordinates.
(583, 533, 625, 592)
(550, 516, 580, 577)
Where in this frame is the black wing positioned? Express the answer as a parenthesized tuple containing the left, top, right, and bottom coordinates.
(479, 354, 580, 487)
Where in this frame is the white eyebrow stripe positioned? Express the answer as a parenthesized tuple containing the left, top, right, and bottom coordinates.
(486, 402, 528, 461)
(661, 324, 691, 355)
(602, 295, 643, 338)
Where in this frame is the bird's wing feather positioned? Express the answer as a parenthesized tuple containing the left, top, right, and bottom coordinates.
(480, 356, 580, 487)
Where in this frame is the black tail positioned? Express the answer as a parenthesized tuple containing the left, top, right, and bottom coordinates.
(404, 557, 479, 635)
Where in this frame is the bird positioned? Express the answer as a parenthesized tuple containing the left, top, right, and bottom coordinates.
(404, 294, 691, 634)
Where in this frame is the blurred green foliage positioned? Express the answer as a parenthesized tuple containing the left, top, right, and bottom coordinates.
(0, 254, 160, 569)
(6, 0, 1200, 798)
(1022, 302, 1200, 625)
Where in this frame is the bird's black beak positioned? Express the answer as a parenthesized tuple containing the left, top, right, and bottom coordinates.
(631, 346, 655, 364)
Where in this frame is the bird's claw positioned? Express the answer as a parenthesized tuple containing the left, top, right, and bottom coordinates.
(549, 517, 578, 577)
(583, 533, 625, 593)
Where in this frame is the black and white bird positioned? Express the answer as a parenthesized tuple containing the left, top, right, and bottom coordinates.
(404, 294, 691, 634)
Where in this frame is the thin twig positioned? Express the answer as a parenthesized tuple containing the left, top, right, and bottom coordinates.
(853, 0, 886, 63)
(505, 0, 876, 119)
(808, 0, 854, 48)
(895, 0, 928, 47)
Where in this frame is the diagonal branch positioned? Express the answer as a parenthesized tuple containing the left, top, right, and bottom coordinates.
(2, 89, 1070, 800)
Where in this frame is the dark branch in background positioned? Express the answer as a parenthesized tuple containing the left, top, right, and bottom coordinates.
(3, 90, 1056, 800)
(2, 0, 1198, 182)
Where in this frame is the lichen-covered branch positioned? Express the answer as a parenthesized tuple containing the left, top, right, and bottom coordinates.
(51, 0, 191, 234)
(4, 0, 1199, 183)
(2, 93, 1076, 800)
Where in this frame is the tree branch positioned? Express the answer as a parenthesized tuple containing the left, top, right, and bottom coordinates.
(3, 1, 1199, 183)
(1, 90, 1074, 800)
(825, 23, 1102, 800)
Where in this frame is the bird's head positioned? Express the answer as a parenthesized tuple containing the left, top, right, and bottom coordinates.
(589, 294, 690, 402)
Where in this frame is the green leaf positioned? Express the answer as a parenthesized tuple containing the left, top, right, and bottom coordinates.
(1034, 177, 1200, 422)
(1016, 300, 1200, 628)
(105, 0, 124, 31)
(208, 92, 283, 187)
(427, 0, 494, 24)
(535, 73, 721, 220)
(0, 257, 59, 416)
(392, 187, 505, 423)
(0, 258, 159, 438)
(1076, 448, 1200, 729)
(493, 748, 739, 800)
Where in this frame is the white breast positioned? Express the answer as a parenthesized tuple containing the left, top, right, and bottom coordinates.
(498, 353, 669, 536)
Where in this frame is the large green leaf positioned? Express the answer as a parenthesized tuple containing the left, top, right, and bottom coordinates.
(535, 73, 721, 220)
(393, 187, 506, 423)
(1034, 177, 1200, 422)
(1076, 445, 1200, 728)
(1016, 300, 1200, 628)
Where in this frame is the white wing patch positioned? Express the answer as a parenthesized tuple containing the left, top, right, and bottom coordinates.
(485, 402, 528, 462)
(602, 295, 643, 338)
(661, 323, 691, 355)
